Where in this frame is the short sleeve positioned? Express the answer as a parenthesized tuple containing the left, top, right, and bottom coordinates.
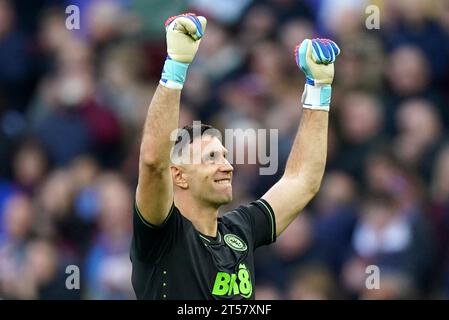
(223, 199, 276, 249)
(131, 201, 180, 262)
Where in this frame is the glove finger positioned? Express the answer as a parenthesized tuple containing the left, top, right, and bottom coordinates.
(321, 41, 333, 63)
(310, 40, 320, 63)
(173, 16, 198, 36)
(164, 13, 191, 28)
(326, 42, 335, 63)
(328, 40, 341, 58)
(196, 16, 207, 36)
(184, 15, 205, 40)
(167, 14, 204, 41)
(312, 39, 332, 64)
(320, 39, 340, 63)
(295, 39, 310, 73)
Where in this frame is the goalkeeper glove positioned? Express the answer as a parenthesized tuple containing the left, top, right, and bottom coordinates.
(295, 38, 340, 111)
(160, 13, 207, 90)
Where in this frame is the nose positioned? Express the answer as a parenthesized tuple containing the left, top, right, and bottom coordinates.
(219, 157, 234, 174)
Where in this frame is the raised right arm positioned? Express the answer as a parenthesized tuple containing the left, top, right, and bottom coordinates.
(136, 85, 180, 226)
(136, 14, 207, 226)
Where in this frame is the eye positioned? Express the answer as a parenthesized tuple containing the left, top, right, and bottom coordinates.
(203, 151, 216, 163)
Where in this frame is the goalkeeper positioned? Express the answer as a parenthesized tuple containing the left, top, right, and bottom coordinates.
(131, 13, 340, 299)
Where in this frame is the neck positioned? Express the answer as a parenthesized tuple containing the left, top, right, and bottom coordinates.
(175, 193, 219, 237)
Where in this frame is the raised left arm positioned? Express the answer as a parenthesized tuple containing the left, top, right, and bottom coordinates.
(263, 109, 328, 236)
(262, 38, 340, 236)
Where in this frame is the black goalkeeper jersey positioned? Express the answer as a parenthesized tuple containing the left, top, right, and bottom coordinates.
(130, 199, 276, 300)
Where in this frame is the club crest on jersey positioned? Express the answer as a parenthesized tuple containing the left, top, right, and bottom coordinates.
(224, 234, 247, 252)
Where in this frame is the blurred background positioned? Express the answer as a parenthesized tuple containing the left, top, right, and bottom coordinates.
(0, 0, 449, 300)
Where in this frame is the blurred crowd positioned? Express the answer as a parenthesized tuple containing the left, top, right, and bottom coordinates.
(0, 0, 449, 299)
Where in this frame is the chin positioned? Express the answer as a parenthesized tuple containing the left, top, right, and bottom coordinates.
(206, 183, 233, 206)
(223, 194, 233, 204)
(214, 193, 233, 207)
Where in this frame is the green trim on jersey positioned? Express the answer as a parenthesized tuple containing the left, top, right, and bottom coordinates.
(198, 234, 211, 243)
(198, 231, 221, 244)
(256, 199, 276, 243)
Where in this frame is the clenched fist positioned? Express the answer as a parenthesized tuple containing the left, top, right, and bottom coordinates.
(160, 13, 207, 90)
(295, 38, 340, 111)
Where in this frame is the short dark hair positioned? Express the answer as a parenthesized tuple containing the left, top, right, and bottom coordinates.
(174, 124, 219, 149)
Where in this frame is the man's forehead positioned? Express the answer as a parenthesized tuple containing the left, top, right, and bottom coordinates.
(190, 135, 226, 154)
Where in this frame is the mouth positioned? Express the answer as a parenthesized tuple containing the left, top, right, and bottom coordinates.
(214, 178, 232, 185)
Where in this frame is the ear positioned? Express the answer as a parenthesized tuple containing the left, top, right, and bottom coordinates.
(171, 165, 189, 189)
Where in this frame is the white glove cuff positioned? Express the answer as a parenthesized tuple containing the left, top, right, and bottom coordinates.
(159, 79, 184, 90)
(301, 83, 331, 111)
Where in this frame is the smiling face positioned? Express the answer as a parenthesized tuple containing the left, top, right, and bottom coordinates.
(172, 135, 234, 208)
